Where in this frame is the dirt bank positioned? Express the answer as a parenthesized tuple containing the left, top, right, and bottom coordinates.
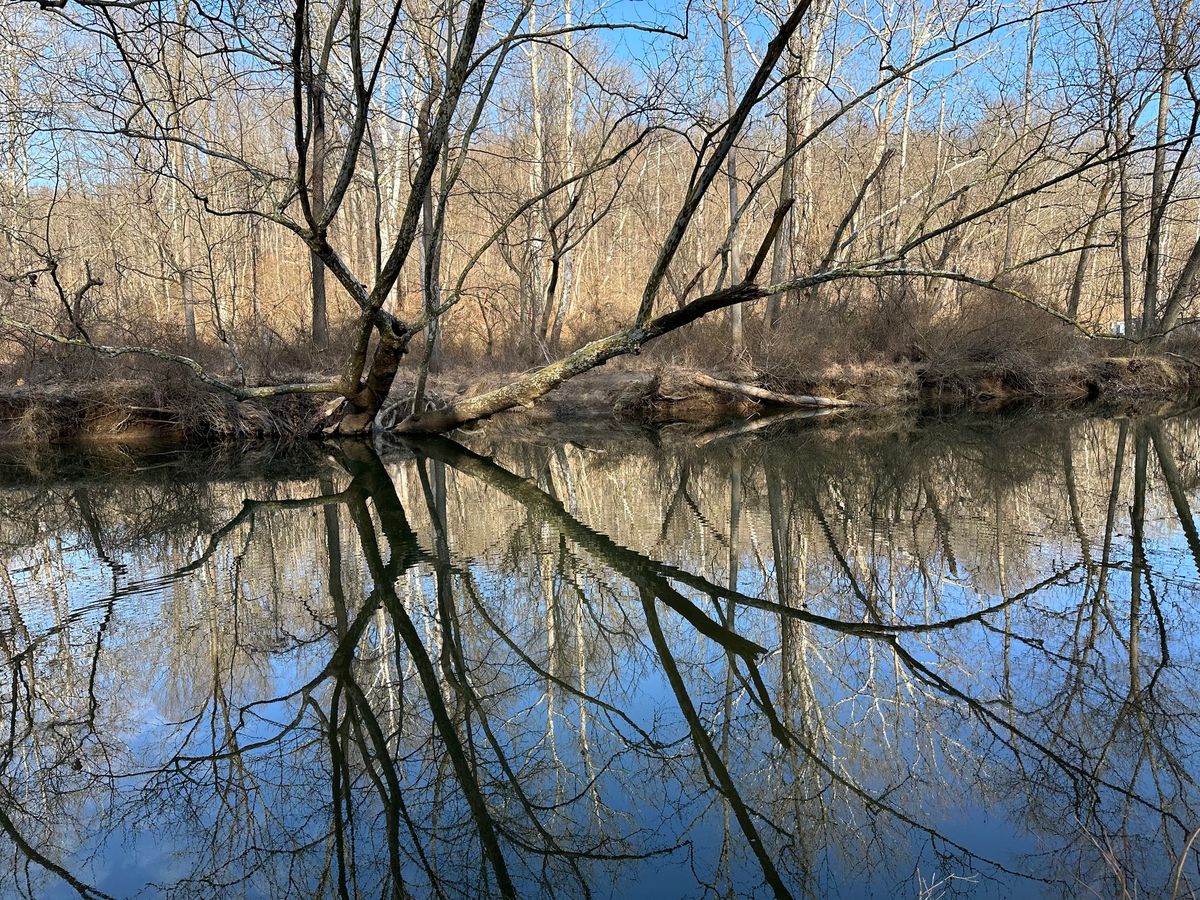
(418, 355, 1200, 430)
(2, 354, 1197, 446)
(0, 381, 320, 446)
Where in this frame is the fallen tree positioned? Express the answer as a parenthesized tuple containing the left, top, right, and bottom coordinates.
(691, 372, 856, 409)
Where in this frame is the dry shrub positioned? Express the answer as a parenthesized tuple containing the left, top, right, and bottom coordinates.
(12, 401, 52, 446)
(758, 278, 1078, 369)
(0, 366, 320, 445)
(242, 322, 350, 381)
(895, 282, 1082, 397)
(748, 286, 930, 379)
(761, 360, 918, 405)
(851, 281, 939, 363)
(1094, 356, 1191, 398)
(1, 312, 360, 392)
(145, 367, 319, 441)
(1164, 323, 1200, 362)
(641, 312, 763, 373)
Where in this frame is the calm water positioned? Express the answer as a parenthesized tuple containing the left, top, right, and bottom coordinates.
(3, 412, 1200, 899)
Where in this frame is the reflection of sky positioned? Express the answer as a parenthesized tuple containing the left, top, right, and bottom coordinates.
(4, 418, 1200, 898)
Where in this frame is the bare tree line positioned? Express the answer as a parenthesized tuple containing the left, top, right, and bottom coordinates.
(1, 0, 1199, 433)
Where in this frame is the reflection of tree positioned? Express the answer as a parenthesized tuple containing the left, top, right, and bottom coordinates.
(406, 434, 1097, 892)
(4, 415, 1200, 896)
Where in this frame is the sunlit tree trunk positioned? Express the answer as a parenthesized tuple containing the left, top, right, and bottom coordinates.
(765, 59, 799, 334)
(720, 0, 744, 355)
(1142, 0, 1193, 333)
(1002, 1, 1039, 270)
(548, 0, 577, 351)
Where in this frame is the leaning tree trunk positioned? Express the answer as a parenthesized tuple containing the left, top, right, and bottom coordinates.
(1158, 232, 1200, 335)
(390, 0, 815, 434)
(391, 282, 766, 433)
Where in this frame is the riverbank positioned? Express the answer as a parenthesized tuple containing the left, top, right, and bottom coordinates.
(2, 353, 1197, 446)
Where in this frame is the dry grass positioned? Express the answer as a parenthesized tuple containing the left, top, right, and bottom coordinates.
(3, 275, 1198, 447)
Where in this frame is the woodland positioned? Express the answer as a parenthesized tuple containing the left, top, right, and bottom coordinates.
(2, 0, 1199, 436)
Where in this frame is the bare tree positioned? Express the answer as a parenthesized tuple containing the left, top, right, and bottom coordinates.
(2, 0, 1197, 436)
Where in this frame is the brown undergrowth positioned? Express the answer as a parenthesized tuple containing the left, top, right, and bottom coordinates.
(6, 280, 1200, 444)
(5, 350, 1198, 446)
(0, 380, 319, 446)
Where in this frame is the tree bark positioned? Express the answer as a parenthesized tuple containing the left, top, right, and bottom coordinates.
(1143, 65, 1174, 333)
(1066, 169, 1114, 320)
(720, 0, 744, 355)
(310, 87, 329, 351)
(766, 66, 799, 333)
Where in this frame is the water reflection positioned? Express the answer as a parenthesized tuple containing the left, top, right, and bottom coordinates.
(3, 413, 1200, 898)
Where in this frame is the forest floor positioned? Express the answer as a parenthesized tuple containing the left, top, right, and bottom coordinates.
(2, 352, 1197, 446)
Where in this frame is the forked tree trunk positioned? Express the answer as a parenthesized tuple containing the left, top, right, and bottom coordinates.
(318, 0, 489, 435)
(328, 327, 409, 434)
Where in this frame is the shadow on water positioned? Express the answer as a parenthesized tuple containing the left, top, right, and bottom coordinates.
(3, 412, 1200, 897)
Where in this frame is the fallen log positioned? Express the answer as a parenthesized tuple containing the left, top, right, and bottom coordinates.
(692, 372, 857, 408)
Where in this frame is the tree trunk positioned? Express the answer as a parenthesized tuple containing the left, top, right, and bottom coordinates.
(393, 282, 764, 433)
(168, 0, 197, 350)
(310, 40, 330, 350)
(328, 327, 408, 434)
(1119, 155, 1135, 335)
(1142, 65, 1174, 333)
(181, 208, 197, 348)
(720, 0, 744, 355)
(1158, 232, 1200, 334)
(766, 66, 799, 333)
(693, 372, 855, 407)
(527, 8, 548, 354)
(550, 0, 578, 351)
(412, 151, 445, 412)
(356, 0, 810, 435)
(1066, 169, 1114, 320)
(1002, 3, 1039, 270)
